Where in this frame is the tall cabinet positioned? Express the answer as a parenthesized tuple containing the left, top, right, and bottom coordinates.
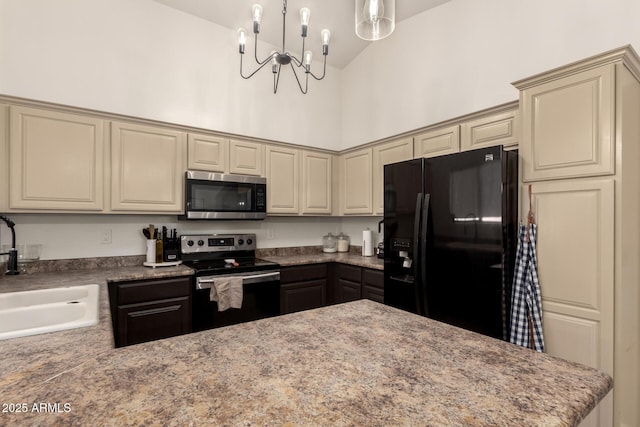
(513, 45, 640, 427)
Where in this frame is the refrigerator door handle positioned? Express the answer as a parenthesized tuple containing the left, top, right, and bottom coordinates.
(413, 193, 424, 314)
(420, 194, 431, 316)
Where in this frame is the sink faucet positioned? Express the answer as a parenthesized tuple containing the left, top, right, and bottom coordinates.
(0, 215, 19, 275)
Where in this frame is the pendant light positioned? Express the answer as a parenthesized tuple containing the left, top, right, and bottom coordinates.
(355, 0, 395, 41)
(237, 0, 331, 94)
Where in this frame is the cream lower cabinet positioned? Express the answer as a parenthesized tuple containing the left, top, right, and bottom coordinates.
(372, 138, 413, 215)
(110, 122, 186, 212)
(266, 145, 299, 214)
(340, 148, 372, 215)
(526, 178, 614, 427)
(301, 151, 332, 215)
(187, 133, 228, 173)
(8, 106, 105, 211)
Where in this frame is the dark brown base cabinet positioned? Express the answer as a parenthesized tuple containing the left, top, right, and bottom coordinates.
(280, 264, 328, 315)
(280, 263, 383, 314)
(108, 276, 192, 348)
(334, 264, 363, 303)
(361, 268, 384, 303)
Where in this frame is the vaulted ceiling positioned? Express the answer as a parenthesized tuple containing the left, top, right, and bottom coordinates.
(153, 0, 451, 69)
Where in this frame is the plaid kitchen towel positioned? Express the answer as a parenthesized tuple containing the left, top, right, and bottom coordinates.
(509, 223, 545, 352)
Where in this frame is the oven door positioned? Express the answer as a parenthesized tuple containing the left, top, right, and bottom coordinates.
(192, 270, 280, 330)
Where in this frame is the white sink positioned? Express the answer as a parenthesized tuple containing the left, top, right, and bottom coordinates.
(0, 285, 100, 340)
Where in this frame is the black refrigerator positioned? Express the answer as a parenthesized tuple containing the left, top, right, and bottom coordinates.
(383, 146, 518, 340)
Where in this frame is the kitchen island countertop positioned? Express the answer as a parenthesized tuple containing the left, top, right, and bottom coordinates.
(0, 265, 611, 426)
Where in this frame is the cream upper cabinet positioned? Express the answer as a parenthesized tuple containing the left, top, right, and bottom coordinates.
(340, 147, 373, 215)
(266, 145, 299, 214)
(187, 133, 228, 173)
(0, 104, 9, 211)
(229, 139, 264, 176)
(461, 109, 518, 151)
(517, 64, 615, 182)
(301, 151, 333, 215)
(9, 106, 105, 211)
(413, 125, 460, 159)
(110, 121, 186, 212)
(372, 137, 413, 215)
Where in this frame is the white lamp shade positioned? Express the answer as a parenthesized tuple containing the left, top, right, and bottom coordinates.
(355, 0, 395, 41)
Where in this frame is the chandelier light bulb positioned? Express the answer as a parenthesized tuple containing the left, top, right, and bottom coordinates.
(237, 28, 247, 54)
(321, 29, 331, 55)
(303, 50, 313, 71)
(300, 8, 310, 37)
(251, 4, 263, 33)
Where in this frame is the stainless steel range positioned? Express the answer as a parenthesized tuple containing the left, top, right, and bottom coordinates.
(181, 233, 280, 330)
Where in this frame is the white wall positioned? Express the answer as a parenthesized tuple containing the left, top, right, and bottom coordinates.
(0, 214, 382, 260)
(0, 0, 342, 150)
(2, 0, 640, 260)
(341, 0, 640, 147)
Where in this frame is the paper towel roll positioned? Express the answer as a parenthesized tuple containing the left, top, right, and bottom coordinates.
(362, 229, 374, 257)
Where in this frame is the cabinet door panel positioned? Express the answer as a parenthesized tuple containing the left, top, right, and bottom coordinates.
(229, 139, 264, 176)
(9, 106, 105, 210)
(111, 122, 185, 212)
(302, 151, 332, 214)
(117, 297, 190, 347)
(280, 280, 326, 314)
(266, 146, 299, 214)
(413, 125, 460, 159)
(187, 133, 228, 172)
(520, 65, 615, 181)
(525, 178, 614, 379)
(341, 148, 372, 214)
(461, 109, 518, 151)
(373, 138, 413, 214)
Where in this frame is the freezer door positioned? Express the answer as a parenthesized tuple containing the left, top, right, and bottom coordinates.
(383, 158, 424, 313)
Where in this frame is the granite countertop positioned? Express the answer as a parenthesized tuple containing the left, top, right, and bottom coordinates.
(0, 258, 610, 426)
(259, 248, 384, 270)
(1, 268, 611, 426)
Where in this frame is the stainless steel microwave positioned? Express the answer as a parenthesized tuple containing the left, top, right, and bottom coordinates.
(182, 171, 267, 220)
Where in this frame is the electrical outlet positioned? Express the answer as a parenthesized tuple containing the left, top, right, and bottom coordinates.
(266, 228, 274, 239)
(100, 229, 112, 244)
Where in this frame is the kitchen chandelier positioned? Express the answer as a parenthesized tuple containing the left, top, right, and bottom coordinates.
(355, 0, 395, 41)
(237, 0, 330, 94)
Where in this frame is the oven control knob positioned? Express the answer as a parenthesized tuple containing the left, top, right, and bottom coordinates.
(237, 239, 244, 245)
(246, 238, 253, 245)
(187, 240, 194, 247)
(198, 240, 205, 246)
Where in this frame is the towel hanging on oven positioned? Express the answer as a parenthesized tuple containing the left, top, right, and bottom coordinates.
(209, 276, 243, 311)
(509, 185, 545, 352)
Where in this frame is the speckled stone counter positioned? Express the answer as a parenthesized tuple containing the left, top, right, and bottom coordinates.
(0, 268, 611, 427)
(258, 247, 384, 270)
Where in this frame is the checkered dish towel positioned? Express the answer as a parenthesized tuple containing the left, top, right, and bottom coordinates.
(509, 223, 545, 352)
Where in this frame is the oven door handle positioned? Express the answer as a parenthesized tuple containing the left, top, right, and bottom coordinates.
(196, 271, 281, 289)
